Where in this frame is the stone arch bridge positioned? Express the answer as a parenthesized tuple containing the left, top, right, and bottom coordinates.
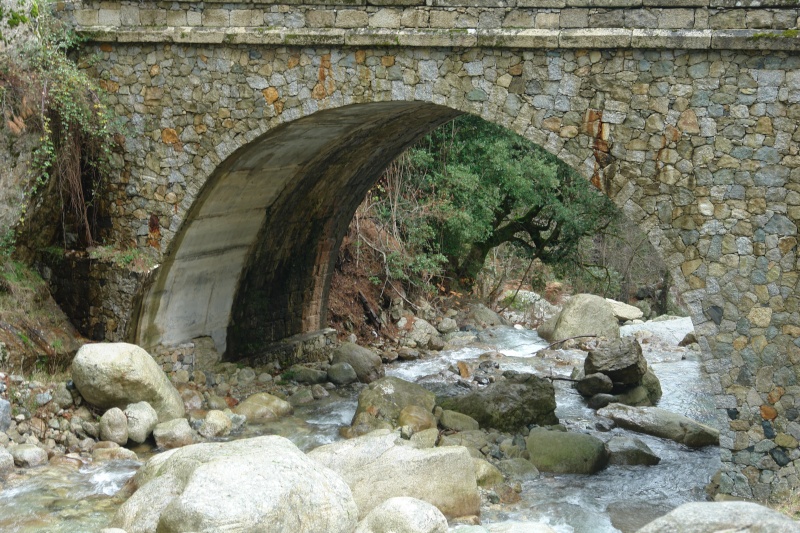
(55, 0, 800, 499)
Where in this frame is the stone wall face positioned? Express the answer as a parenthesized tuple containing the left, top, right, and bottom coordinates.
(61, 1, 800, 500)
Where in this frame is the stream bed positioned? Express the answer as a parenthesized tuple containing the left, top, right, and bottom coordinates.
(0, 317, 720, 532)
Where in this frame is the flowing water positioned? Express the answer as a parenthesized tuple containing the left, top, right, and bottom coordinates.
(0, 318, 720, 532)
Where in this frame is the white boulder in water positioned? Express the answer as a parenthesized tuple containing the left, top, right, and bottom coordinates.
(636, 501, 800, 532)
(112, 435, 358, 533)
(309, 430, 480, 520)
(354, 496, 448, 533)
(597, 404, 719, 447)
(72, 343, 185, 422)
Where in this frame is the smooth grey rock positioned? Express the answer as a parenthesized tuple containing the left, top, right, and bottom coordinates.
(197, 409, 231, 438)
(309, 430, 480, 520)
(327, 362, 358, 386)
(585, 337, 647, 388)
(636, 501, 800, 532)
(606, 436, 660, 466)
(497, 458, 540, 481)
(72, 343, 185, 422)
(468, 304, 506, 328)
(436, 317, 458, 334)
(153, 418, 195, 450)
(289, 364, 328, 384)
(113, 436, 357, 533)
(576, 372, 614, 397)
(9, 444, 48, 467)
(526, 428, 608, 474)
(349, 376, 436, 434)
(597, 404, 719, 447)
(439, 410, 480, 431)
(473, 458, 503, 488)
(125, 402, 159, 444)
(354, 496, 448, 533)
(100, 407, 129, 445)
(605, 298, 644, 322)
(438, 371, 557, 432)
(332, 342, 384, 384)
(232, 392, 293, 423)
(539, 294, 619, 342)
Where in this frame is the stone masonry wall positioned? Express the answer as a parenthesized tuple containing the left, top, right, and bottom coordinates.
(57, 0, 800, 500)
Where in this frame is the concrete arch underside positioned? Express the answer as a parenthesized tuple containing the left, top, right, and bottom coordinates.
(136, 102, 462, 355)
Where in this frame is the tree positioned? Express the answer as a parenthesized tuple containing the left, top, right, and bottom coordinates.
(404, 114, 620, 288)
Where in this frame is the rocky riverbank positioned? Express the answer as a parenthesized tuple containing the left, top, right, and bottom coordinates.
(0, 296, 798, 532)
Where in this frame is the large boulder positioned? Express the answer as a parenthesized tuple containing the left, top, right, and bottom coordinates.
(112, 436, 358, 533)
(309, 430, 480, 520)
(0, 448, 14, 475)
(468, 304, 506, 328)
(72, 343, 185, 422)
(597, 404, 719, 447)
(526, 428, 608, 475)
(538, 294, 619, 342)
(585, 337, 647, 388)
(153, 418, 196, 450)
(354, 497, 448, 533)
(438, 371, 557, 432)
(348, 376, 436, 434)
(401, 318, 441, 348)
(232, 392, 293, 423)
(9, 444, 48, 467)
(332, 342, 385, 383)
(636, 501, 800, 533)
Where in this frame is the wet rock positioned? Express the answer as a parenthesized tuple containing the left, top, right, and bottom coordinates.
(497, 458, 540, 481)
(485, 521, 557, 532)
(288, 388, 314, 406)
(113, 436, 357, 533)
(402, 318, 441, 349)
(538, 294, 619, 342)
(606, 436, 660, 466)
(585, 337, 647, 388)
(637, 501, 800, 532)
(100, 407, 129, 445)
(289, 364, 328, 384)
(125, 402, 159, 444)
(198, 410, 231, 438)
(311, 384, 329, 399)
(0, 447, 14, 475)
(355, 496, 448, 533)
(309, 430, 480, 520)
(9, 443, 48, 467)
(233, 392, 293, 423)
(597, 404, 719, 447)
(332, 343, 384, 384)
(576, 373, 614, 397)
(526, 428, 608, 475)
(398, 348, 421, 361)
(72, 343, 185, 422)
(92, 441, 138, 461)
(328, 362, 359, 386)
(398, 405, 436, 433)
(350, 376, 436, 431)
(153, 418, 195, 449)
(473, 458, 503, 488)
(439, 410, 480, 432)
(438, 371, 557, 432)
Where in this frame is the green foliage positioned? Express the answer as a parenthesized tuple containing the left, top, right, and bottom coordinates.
(369, 114, 620, 290)
(1, 0, 120, 250)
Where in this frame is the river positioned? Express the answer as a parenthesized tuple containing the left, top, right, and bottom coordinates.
(0, 317, 720, 532)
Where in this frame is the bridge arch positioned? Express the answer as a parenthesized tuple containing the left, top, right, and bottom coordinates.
(64, 4, 800, 500)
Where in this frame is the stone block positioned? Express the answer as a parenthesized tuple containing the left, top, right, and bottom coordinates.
(336, 10, 369, 28)
(203, 9, 230, 27)
(98, 8, 121, 26)
(369, 9, 401, 29)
